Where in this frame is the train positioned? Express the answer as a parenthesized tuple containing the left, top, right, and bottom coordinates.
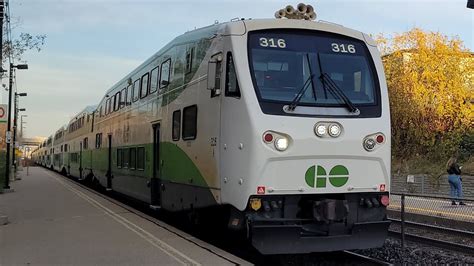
(32, 5, 391, 254)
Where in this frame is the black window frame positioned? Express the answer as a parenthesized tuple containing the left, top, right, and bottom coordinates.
(160, 59, 171, 89)
(95, 133, 102, 149)
(83, 137, 88, 150)
(132, 79, 140, 102)
(117, 148, 123, 168)
(129, 147, 136, 170)
(225, 52, 241, 98)
(149, 66, 159, 94)
(182, 105, 198, 140)
(136, 147, 145, 170)
(140, 73, 149, 99)
(185, 47, 194, 74)
(123, 147, 129, 168)
(120, 88, 127, 108)
(114, 91, 121, 111)
(105, 99, 110, 115)
(172, 110, 181, 141)
(127, 84, 133, 104)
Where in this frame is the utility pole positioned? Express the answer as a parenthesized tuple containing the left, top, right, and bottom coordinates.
(1, 0, 9, 190)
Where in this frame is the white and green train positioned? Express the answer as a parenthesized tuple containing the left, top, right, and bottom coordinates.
(32, 15, 391, 254)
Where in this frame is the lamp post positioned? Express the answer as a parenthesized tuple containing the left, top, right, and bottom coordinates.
(20, 114, 27, 137)
(13, 91, 27, 170)
(3, 63, 28, 190)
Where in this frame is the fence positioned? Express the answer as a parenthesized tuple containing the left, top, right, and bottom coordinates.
(391, 174, 474, 198)
(388, 192, 474, 230)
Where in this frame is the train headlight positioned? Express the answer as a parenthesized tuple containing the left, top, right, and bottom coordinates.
(328, 124, 341, 137)
(315, 124, 327, 137)
(363, 138, 376, 151)
(274, 137, 289, 151)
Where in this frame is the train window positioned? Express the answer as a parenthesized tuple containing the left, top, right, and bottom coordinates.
(225, 52, 241, 98)
(127, 84, 133, 104)
(129, 148, 136, 169)
(123, 148, 129, 168)
(185, 47, 194, 74)
(149, 67, 159, 94)
(114, 92, 121, 111)
(182, 105, 197, 140)
(105, 99, 110, 115)
(95, 133, 102, 149)
(140, 73, 149, 98)
(120, 88, 127, 108)
(117, 149, 123, 168)
(132, 79, 140, 102)
(61, 145, 63, 152)
(137, 147, 145, 170)
(64, 144, 68, 152)
(160, 59, 171, 89)
(83, 137, 88, 150)
(172, 110, 181, 141)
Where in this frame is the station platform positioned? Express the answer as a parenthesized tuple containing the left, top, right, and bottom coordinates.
(0, 167, 249, 265)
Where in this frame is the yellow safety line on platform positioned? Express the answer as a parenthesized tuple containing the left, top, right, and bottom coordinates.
(389, 204, 473, 220)
(45, 171, 201, 266)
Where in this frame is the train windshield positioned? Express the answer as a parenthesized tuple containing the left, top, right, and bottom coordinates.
(248, 30, 378, 107)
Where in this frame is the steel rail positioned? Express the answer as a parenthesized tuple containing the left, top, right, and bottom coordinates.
(388, 230, 474, 254)
(342, 251, 393, 265)
(388, 218, 474, 236)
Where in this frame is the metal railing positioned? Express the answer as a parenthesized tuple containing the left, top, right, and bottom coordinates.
(388, 193, 474, 255)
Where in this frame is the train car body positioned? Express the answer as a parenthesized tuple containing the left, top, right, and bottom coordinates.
(33, 17, 391, 254)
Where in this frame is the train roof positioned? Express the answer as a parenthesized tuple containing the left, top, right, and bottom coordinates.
(100, 18, 375, 101)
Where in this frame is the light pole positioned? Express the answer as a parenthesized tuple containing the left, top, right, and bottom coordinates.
(20, 114, 27, 137)
(13, 91, 27, 170)
(3, 63, 28, 190)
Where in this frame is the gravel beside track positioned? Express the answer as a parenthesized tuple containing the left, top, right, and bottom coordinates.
(356, 238, 474, 265)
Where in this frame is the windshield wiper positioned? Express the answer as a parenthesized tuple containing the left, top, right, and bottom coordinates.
(319, 72, 359, 114)
(288, 54, 317, 111)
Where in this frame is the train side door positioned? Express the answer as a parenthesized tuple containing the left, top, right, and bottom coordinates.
(106, 134, 112, 190)
(150, 123, 161, 209)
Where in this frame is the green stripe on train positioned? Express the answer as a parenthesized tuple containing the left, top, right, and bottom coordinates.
(67, 141, 209, 188)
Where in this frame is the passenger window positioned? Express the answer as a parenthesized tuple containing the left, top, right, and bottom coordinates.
(117, 149, 123, 168)
(83, 137, 88, 150)
(127, 84, 133, 104)
(132, 79, 140, 102)
(114, 92, 121, 111)
(182, 105, 197, 140)
(140, 73, 149, 98)
(149, 67, 159, 93)
(105, 99, 110, 115)
(225, 52, 241, 98)
(160, 59, 171, 89)
(121, 88, 127, 108)
(123, 148, 129, 168)
(172, 110, 181, 141)
(129, 148, 136, 169)
(185, 47, 194, 74)
(137, 147, 145, 170)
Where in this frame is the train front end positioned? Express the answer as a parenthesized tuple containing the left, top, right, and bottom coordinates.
(220, 19, 391, 254)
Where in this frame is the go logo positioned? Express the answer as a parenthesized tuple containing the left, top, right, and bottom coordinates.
(305, 165, 349, 188)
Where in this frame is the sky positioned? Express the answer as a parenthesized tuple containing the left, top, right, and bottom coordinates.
(1, 0, 472, 138)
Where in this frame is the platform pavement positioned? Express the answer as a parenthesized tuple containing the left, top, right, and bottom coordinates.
(0, 167, 250, 265)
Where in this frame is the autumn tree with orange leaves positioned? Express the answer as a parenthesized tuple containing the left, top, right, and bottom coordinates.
(376, 28, 473, 161)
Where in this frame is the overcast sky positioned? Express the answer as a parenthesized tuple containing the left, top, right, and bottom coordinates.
(1, 0, 472, 138)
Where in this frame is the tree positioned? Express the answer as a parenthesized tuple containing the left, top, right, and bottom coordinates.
(3, 32, 46, 63)
(376, 28, 473, 160)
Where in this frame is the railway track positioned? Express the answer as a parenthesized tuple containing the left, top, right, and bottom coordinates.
(388, 218, 474, 254)
(342, 251, 393, 265)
